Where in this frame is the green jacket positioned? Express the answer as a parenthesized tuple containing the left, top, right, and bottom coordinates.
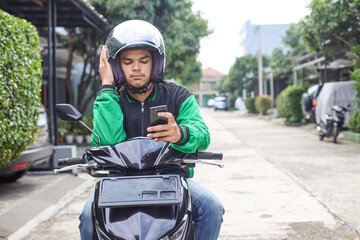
(91, 82, 210, 176)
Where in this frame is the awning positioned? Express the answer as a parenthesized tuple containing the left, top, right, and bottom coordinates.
(0, 0, 107, 29)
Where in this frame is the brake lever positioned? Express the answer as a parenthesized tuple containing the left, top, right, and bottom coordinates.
(181, 159, 224, 168)
(53, 161, 98, 174)
(200, 161, 224, 168)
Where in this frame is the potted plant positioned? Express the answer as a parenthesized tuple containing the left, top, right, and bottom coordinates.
(58, 125, 67, 143)
(58, 120, 68, 143)
(64, 123, 74, 144)
(65, 130, 74, 144)
(84, 132, 92, 144)
(74, 128, 84, 144)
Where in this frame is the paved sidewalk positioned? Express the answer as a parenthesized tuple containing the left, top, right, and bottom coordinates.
(13, 109, 360, 239)
(198, 110, 359, 239)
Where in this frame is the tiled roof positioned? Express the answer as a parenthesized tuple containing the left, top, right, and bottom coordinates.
(202, 67, 224, 78)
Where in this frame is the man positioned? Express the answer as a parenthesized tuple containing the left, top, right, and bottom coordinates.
(79, 20, 224, 240)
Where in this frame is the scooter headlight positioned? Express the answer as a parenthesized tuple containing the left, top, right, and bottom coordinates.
(160, 216, 188, 240)
(168, 220, 186, 240)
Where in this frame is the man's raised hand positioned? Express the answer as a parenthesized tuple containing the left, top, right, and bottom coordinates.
(99, 45, 114, 86)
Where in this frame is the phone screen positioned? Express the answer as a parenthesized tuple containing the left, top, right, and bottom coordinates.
(149, 105, 168, 126)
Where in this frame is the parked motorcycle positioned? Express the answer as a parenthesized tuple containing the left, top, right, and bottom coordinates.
(54, 104, 224, 240)
(316, 105, 348, 143)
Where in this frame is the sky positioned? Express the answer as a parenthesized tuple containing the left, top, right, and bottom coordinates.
(192, 0, 312, 74)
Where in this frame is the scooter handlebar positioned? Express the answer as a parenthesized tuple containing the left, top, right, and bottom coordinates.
(198, 152, 223, 160)
(58, 156, 84, 167)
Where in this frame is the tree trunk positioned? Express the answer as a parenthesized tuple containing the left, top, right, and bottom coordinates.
(65, 28, 75, 106)
(77, 29, 95, 114)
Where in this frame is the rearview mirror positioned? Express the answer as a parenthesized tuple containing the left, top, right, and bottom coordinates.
(55, 104, 82, 122)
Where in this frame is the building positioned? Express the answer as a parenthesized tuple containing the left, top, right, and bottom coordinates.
(193, 67, 224, 107)
(240, 20, 289, 56)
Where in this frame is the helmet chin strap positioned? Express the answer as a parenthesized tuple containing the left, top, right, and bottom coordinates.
(125, 81, 154, 94)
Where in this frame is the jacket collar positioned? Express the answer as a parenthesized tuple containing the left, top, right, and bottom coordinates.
(124, 84, 157, 103)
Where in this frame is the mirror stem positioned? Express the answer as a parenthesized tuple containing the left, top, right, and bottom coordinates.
(79, 120, 101, 146)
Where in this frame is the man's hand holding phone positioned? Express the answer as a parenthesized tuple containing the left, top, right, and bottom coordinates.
(147, 106, 181, 143)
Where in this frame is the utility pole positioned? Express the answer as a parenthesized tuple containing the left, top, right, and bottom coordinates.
(257, 26, 263, 96)
(270, 70, 274, 108)
(292, 59, 297, 85)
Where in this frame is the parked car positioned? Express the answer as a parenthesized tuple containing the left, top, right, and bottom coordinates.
(0, 105, 53, 182)
(315, 81, 358, 129)
(214, 96, 228, 111)
(235, 97, 246, 111)
(207, 98, 215, 108)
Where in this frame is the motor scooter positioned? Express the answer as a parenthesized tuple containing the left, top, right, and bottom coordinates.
(54, 104, 224, 240)
(316, 105, 348, 143)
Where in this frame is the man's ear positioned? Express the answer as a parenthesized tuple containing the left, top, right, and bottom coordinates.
(109, 57, 126, 86)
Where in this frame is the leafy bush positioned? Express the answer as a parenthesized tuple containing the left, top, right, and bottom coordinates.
(347, 46, 360, 133)
(58, 119, 71, 136)
(0, 10, 42, 168)
(227, 94, 237, 110)
(349, 109, 360, 133)
(245, 97, 256, 113)
(255, 95, 272, 115)
(347, 46, 360, 105)
(276, 85, 305, 124)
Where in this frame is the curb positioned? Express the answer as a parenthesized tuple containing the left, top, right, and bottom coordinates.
(7, 178, 95, 240)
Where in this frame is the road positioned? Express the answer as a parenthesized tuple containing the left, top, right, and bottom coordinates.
(202, 109, 360, 239)
(1, 108, 360, 239)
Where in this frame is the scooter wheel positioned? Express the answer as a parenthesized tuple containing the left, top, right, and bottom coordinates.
(319, 135, 325, 141)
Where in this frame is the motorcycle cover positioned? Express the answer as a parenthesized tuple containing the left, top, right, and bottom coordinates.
(315, 81, 359, 127)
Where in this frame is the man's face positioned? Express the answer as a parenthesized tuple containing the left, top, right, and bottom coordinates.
(120, 49, 152, 89)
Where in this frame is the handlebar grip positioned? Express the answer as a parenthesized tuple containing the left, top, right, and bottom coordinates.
(198, 152, 223, 160)
(57, 156, 84, 167)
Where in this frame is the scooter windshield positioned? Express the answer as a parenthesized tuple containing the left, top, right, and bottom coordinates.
(89, 138, 184, 170)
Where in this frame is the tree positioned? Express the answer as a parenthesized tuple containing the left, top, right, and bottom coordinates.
(61, 27, 97, 114)
(282, 23, 311, 57)
(62, 0, 210, 114)
(90, 0, 211, 86)
(298, 0, 360, 92)
(223, 54, 268, 97)
(299, 0, 360, 54)
(268, 23, 314, 86)
(269, 48, 292, 76)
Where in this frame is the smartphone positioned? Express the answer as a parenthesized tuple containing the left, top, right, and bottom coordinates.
(149, 105, 168, 126)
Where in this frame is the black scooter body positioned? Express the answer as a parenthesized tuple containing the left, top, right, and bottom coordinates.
(85, 138, 194, 240)
(54, 104, 222, 240)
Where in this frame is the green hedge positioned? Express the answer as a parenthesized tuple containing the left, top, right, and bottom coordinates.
(348, 46, 360, 106)
(0, 10, 42, 168)
(349, 109, 360, 133)
(255, 95, 271, 115)
(276, 85, 305, 124)
(227, 94, 237, 110)
(245, 97, 256, 113)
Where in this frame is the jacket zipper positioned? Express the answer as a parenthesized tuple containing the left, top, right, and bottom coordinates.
(141, 102, 144, 136)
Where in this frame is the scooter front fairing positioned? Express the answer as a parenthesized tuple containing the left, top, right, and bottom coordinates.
(92, 175, 192, 240)
(82, 138, 194, 239)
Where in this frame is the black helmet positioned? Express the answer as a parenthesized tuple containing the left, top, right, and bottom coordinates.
(105, 20, 166, 93)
